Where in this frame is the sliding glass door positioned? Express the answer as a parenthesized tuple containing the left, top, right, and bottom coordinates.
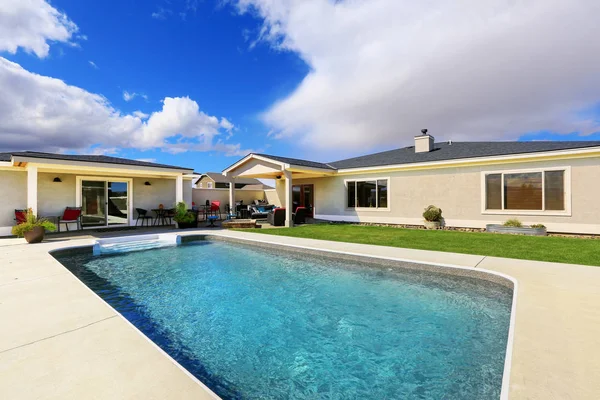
(81, 179, 130, 228)
(107, 181, 129, 225)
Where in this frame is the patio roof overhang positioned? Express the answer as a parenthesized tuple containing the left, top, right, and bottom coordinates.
(222, 154, 336, 179)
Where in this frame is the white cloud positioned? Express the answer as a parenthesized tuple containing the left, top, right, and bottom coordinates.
(123, 91, 148, 102)
(0, 57, 250, 156)
(234, 0, 600, 153)
(133, 110, 149, 119)
(88, 60, 98, 69)
(0, 0, 79, 58)
(135, 158, 157, 163)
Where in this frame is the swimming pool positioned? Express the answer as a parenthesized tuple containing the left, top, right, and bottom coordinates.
(55, 236, 513, 399)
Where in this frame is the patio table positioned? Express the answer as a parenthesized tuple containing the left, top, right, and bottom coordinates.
(152, 209, 168, 226)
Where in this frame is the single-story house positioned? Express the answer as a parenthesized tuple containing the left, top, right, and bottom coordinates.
(0, 151, 195, 236)
(223, 132, 600, 233)
(192, 172, 274, 208)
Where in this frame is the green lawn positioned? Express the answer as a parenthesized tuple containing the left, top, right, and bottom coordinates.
(239, 224, 600, 266)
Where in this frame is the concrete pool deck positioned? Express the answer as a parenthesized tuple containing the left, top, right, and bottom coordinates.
(1, 228, 599, 399)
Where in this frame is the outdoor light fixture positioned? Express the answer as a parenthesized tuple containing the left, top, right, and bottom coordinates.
(276, 175, 282, 179)
(53, 177, 62, 183)
(144, 181, 151, 186)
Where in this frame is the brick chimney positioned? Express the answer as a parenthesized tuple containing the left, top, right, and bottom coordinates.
(414, 129, 434, 153)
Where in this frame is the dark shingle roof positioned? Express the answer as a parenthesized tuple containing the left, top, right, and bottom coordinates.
(253, 154, 336, 170)
(328, 141, 600, 169)
(0, 151, 193, 171)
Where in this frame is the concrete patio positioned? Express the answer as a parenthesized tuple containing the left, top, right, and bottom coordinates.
(1, 228, 599, 399)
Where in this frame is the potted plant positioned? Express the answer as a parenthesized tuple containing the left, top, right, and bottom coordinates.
(11, 208, 57, 243)
(423, 205, 443, 229)
(173, 201, 198, 229)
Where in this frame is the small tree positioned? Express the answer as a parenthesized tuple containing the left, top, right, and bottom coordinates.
(422, 205, 443, 222)
(11, 209, 56, 237)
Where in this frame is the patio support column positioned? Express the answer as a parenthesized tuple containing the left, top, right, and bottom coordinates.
(27, 165, 38, 216)
(175, 175, 183, 204)
(229, 177, 235, 215)
(284, 170, 293, 227)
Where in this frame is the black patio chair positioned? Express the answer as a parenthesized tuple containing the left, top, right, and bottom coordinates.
(266, 208, 286, 226)
(135, 208, 153, 227)
(293, 207, 307, 225)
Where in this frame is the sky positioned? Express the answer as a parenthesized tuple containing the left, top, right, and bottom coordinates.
(0, 0, 599, 173)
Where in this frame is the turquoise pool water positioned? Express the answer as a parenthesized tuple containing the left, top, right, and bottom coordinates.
(57, 239, 512, 399)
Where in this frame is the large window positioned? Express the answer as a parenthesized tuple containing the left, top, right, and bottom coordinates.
(484, 169, 566, 213)
(347, 179, 389, 209)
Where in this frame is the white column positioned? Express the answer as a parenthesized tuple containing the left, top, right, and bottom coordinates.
(27, 166, 38, 216)
(176, 175, 183, 204)
(229, 177, 235, 216)
(284, 170, 293, 227)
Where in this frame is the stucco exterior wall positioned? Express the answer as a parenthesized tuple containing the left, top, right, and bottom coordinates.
(38, 173, 77, 218)
(192, 188, 267, 207)
(0, 170, 27, 230)
(293, 156, 600, 234)
(132, 178, 176, 210)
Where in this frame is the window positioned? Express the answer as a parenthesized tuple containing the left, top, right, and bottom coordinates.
(346, 179, 389, 209)
(198, 182, 203, 188)
(207, 182, 213, 189)
(484, 169, 566, 213)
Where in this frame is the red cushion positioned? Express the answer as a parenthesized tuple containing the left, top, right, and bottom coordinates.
(62, 209, 81, 220)
(15, 211, 27, 224)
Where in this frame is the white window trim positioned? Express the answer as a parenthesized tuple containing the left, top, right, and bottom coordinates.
(344, 177, 391, 211)
(207, 182, 213, 189)
(198, 182, 203, 188)
(480, 166, 571, 216)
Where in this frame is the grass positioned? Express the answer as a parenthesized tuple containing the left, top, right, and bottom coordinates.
(239, 224, 600, 266)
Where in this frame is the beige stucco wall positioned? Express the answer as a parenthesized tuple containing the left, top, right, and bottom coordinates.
(293, 156, 600, 234)
(38, 173, 77, 218)
(0, 170, 27, 229)
(192, 188, 267, 208)
(132, 177, 177, 211)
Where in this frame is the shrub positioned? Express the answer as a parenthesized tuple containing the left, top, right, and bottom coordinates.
(530, 224, 546, 229)
(422, 205, 443, 222)
(11, 209, 56, 237)
(503, 219, 523, 228)
(173, 201, 196, 224)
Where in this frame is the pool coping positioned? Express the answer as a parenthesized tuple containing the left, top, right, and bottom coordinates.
(2, 228, 599, 399)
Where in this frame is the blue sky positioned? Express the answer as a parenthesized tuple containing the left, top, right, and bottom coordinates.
(1, 0, 599, 173)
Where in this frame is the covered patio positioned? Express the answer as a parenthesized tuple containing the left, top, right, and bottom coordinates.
(223, 154, 336, 227)
(0, 151, 196, 235)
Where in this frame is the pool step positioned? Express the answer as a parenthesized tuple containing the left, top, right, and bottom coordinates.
(93, 234, 180, 255)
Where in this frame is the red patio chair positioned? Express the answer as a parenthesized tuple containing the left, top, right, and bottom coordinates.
(210, 201, 221, 219)
(14, 209, 27, 225)
(58, 207, 82, 232)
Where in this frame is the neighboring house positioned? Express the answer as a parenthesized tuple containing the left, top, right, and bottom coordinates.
(0, 151, 195, 236)
(192, 172, 274, 207)
(194, 172, 272, 190)
(223, 132, 600, 233)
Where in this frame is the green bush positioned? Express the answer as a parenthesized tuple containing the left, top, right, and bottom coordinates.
(173, 201, 196, 224)
(530, 224, 546, 229)
(503, 218, 523, 228)
(11, 209, 56, 237)
(422, 205, 443, 222)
